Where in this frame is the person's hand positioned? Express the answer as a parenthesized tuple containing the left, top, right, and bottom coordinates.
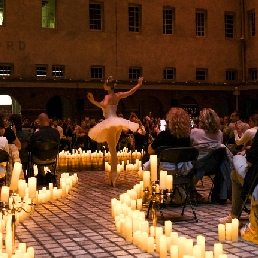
(138, 77, 143, 85)
(87, 92, 94, 102)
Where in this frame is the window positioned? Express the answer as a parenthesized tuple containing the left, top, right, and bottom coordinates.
(36, 65, 47, 77)
(163, 7, 174, 34)
(128, 5, 141, 32)
(196, 10, 206, 36)
(249, 10, 256, 37)
(163, 68, 175, 80)
(249, 68, 257, 80)
(129, 67, 141, 79)
(89, 3, 103, 30)
(42, 0, 55, 28)
(226, 69, 237, 81)
(90, 66, 104, 79)
(0, 64, 12, 76)
(0, 0, 4, 25)
(196, 69, 207, 81)
(52, 65, 64, 77)
(225, 13, 234, 38)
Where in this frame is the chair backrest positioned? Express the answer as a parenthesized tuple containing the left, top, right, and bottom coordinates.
(159, 147, 199, 163)
(0, 149, 9, 163)
(32, 141, 59, 161)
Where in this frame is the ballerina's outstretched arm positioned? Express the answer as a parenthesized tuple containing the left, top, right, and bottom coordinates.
(117, 77, 143, 99)
(87, 92, 105, 109)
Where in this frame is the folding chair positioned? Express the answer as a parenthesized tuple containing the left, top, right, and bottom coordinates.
(19, 141, 30, 180)
(0, 149, 9, 185)
(146, 147, 199, 223)
(29, 141, 59, 186)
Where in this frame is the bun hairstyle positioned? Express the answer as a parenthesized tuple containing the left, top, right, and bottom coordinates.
(106, 76, 117, 90)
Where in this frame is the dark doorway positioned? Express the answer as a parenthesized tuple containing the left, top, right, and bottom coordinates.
(46, 95, 62, 119)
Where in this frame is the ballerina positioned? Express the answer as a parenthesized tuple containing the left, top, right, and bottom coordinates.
(87, 76, 143, 187)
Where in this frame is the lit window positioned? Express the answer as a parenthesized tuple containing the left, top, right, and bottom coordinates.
(89, 3, 103, 30)
(90, 66, 104, 79)
(196, 10, 207, 36)
(225, 13, 234, 38)
(163, 68, 175, 80)
(163, 7, 174, 34)
(0, 64, 12, 76)
(249, 68, 257, 80)
(129, 5, 141, 32)
(36, 65, 47, 77)
(0, 95, 12, 105)
(0, 0, 4, 26)
(52, 65, 64, 77)
(196, 69, 207, 81)
(42, 0, 55, 28)
(226, 70, 237, 81)
(250, 10, 256, 37)
(129, 67, 141, 79)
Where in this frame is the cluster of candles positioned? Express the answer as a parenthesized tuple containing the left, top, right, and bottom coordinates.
(0, 162, 78, 257)
(218, 220, 239, 242)
(105, 159, 142, 174)
(111, 181, 230, 258)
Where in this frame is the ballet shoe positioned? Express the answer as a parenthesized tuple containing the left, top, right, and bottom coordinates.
(112, 171, 120, 188)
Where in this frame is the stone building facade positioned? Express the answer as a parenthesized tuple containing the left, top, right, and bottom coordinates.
(0, 0, 258, 121)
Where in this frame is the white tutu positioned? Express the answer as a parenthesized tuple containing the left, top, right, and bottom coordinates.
(88, 105, 139, 143)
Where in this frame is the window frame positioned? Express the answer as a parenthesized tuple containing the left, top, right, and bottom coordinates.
(42, 0, 56, 29)
(196, 9, 207, 37)
(128, 4, 141, 33)
(89, 2, 103, 31)
(196, 68, 208, 81)
(163, 6, 174, 35)
(0, 0, 5, 26)
(0, 63, 13, 76)
(225, 69, 238, 81)
(36, 64, 48, 77)
(249, 10, 256, 37)
(163, 68, 176, 80)
(249, 68, 258, 81)
(129, 67, 142, 80)
(224, 12, 235, 38)
(90, 66, 104, 79)
(52, 65, 65, 77)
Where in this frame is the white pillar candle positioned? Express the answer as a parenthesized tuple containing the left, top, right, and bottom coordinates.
(155, 227, 163, 253)
(232, 218, 239, 242)
(197, 235, 205, 258)
(28, 177, 37, 199)
(185, 238, 193, 256)
(10, 162, 22, 191)
(18, 180, 26, 198)
(133, 230, 140, 246)
(178, 236, 186, 258)
(214, 243, 223, 258)
(164, 220, 172, 237)
(166, 236, 171, 252)
(136, 199, 142, 210)
(150, 225, 155, 237)
(218, 224, 225, 242)
(150, 155, 157, 182)
(159, 235, 167, 258)
(143, 170, 150, 188)
(141, 232, 148, 251)
(27, 246, 35, 258)
(170, 231, 178, 245)
(225, 223, 232, 241)
(159, 170, 167, 190)
(166, 174, 173, 190)
(147, 236, 154, 253)
(170, 245, 178, 258)
(193, 245, 202, 258)
(125, 217, 133, 243)
(205, 251, 213, 258)
(1, 186, 9, 203)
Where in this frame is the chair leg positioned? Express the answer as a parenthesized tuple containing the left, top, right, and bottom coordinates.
(182, 185, 198, 222)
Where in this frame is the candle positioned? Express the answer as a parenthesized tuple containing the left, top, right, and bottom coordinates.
(185, 238, 193, 256)
(125, 217, 132, 242)
(214, 243, 223, 258)
(218, 224, 225, 242)
(170, 231, 178, 245)
(225, 223, 232, 241)
(164, 220, 172, 237)
(170, 245, 178, 258)
(143, 170, 150, 188)
(159, 235, 167, 258)
(159, 170, 167, 190)
(197, 235, 205, 258)
(147, 236, 154, 253)
(136, 199, 142, 210)
(18, 180, 26, 198)
(193, 245, 202, 258)
(141, 232, 148, 251)
(133, 230, 140, 246)
(10, 162, 22, 191)
(131, 200, 136, 210)
(178, 236, 186, 258)
(155, 227, 163, 253)
(28, 177, 37, 199)
(27, 246, 35, 258)
(205, 251, 213, 258)
(166, 175, 173, 190)
(1, 186, 9, 202)
(150, 155, 157, 182)
(232, 218, 239, 242)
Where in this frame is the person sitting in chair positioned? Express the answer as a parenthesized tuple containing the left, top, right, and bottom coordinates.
(30, 113, 60, 184)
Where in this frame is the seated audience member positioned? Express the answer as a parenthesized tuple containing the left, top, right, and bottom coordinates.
(0, 119, 9, 178)
(30, 113, 60, 183)
(52, 117, 70, 151)
(191, 108, 232, 203)
(144, 107, 191, 174)
(219, 129, 258, 224)
(240, 184, 258, 244)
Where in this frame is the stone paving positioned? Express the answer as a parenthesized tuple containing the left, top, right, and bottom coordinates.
(15, 165, 257, 258)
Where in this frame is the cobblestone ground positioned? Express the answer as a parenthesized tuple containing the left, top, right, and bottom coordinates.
(15, 163, 257, 258)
